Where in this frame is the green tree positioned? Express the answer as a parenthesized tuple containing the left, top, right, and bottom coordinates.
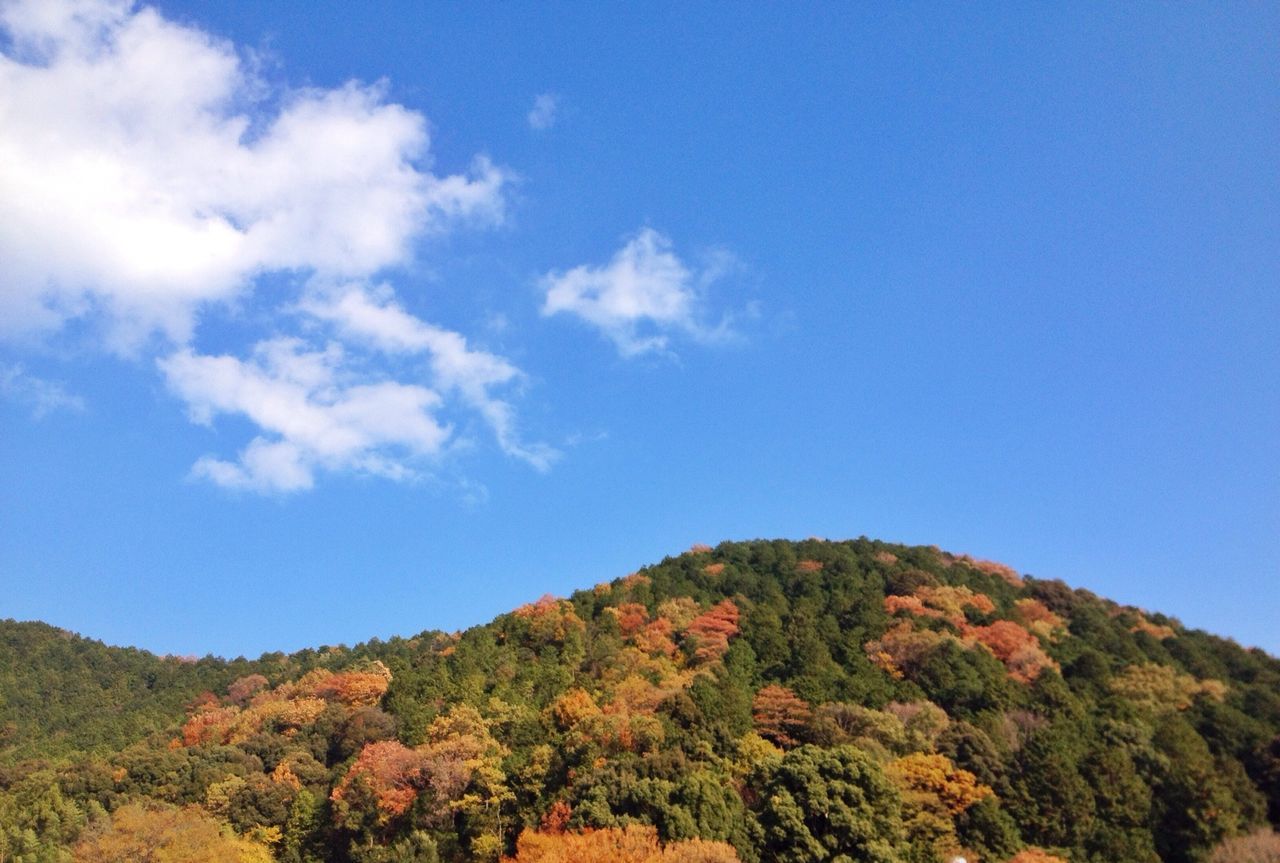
(751, 744, 904, 863)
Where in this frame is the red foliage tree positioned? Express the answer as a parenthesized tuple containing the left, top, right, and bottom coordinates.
(331, 740, 431, 826)
(226, 674, 268, 706)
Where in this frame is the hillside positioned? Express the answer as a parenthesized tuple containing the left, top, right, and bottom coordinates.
(3, 538, 1279, 863)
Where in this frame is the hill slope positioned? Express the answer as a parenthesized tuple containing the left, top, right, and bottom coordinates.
(3, 538, 1279, 863)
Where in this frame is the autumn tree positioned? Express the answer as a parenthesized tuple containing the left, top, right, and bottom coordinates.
(752, 685, 812, 749)
(963, 621, 1057, 683)
(72, 802, 273, 863)
(685, 601, 740, 665)
(502, 824, 739, 863)
(886, 753, 992, 862)
(1208, 830, 1280, 863)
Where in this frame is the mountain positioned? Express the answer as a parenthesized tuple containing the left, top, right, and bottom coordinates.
(3, 537, 1278, 863)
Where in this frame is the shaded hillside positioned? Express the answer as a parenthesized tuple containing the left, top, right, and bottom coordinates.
(0, 621, 396, 763)
(3, 538, 1279, 863)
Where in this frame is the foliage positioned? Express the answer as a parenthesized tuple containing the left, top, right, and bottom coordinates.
(1209, 830, 1280, 863)
(751, 744, 904, 863)
(71, 801, 272, 863)
(503, 824, 738, 863)
(3, 538, 1279, 863)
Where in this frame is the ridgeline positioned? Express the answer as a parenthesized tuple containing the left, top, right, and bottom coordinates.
(3, 538, 1278, 862)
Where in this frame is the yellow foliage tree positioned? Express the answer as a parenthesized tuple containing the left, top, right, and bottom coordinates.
(503, 824, 739, 863)
(72, 802, 273, 863)
(1111, 663, 1228, 713)
(887, 752, 993, 862)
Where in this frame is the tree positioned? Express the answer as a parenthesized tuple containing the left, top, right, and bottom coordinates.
(1149, 717, 1247, 863)
(1005, 730, 1096, 850)
(751, 744, 904, 863)
(751, 686, 811, 749)
(1207, 830, 1280, 863)
(886, 753, 992, 862)
(71, 801, 273, 863)
(686, 602, 741, 665)
(502, 824, 739, 863)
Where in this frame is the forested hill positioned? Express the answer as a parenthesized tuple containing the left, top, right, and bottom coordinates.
(3, 538, 1280, 863)
(0, 620, 406, 763)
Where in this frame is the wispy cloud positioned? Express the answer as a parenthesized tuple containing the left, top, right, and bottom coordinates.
(0, 363, 85, 419)
(527, 92, 559, 131)
(300, 285, 557, 471)
(0, 0, 548, 492)
(161, 339, 449, 492)
(540, 228, 738, 357)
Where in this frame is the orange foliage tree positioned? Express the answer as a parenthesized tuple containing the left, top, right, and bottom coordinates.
(685, 600, 740, 664)
(330, 740, 434, 827)
(885, 586, 995, 626)
(633, 617, 678, 658)
(610, 603, 650, 637)
(514, 595, 587, 645)
(331, 704, 505, 832)
(886, 753, 992, 816)
(310, 662, 392, 707)
(884, 594, 941, 620)
(1014, 598, 1065, 639)
(752, 684, 812, 748)
(503, 824, 739, 863)
(963, 621, 1058, 683)
(865, 622, 954, 680)
(956, 555, 1025, 587)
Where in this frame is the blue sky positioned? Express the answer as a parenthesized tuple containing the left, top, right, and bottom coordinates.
(1, 1, 1276, 659)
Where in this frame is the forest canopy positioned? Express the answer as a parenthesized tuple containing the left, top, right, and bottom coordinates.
(3, 537, 1279, 862)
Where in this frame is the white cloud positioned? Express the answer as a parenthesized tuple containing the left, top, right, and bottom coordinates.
(540, 228, 733, 356)
(301, 285, 557, 470)
(160, 339, 451, 492)
(0, 0, 507, 348)
(527, 92, 558, 131)
(0, 362, 85, 418)
(0, 0, 549, 492)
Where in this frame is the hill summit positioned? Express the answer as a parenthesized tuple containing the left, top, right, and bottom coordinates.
(3, 538, 1279, 862)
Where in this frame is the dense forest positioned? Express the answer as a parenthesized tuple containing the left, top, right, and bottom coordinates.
(3, 538, 1279, 862)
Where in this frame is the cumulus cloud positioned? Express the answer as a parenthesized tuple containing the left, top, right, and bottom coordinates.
(0, 0, 548, 492)
(0, 363, 85, 418)
(540, 228, 734, 356)
(527, 92, 558, 131)
(0, 0, 508, 348)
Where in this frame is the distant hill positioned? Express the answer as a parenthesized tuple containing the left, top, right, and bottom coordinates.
(2, 538, 1278, 863)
